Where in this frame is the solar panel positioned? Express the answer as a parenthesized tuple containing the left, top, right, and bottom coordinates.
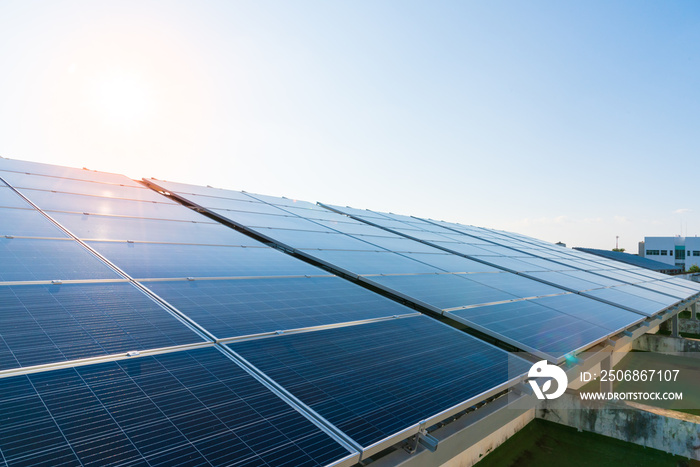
(228, 316, 530, 450)
(145, 276, 413, 340)
(398, 253, 501, 273)
(303, 249, 443, 275)
(1, 171, 171, 203)
(252, 228, 385, 251)
(0, 238, 121, 282)
(210, 209, 329, 231)
(0, 347, 354, 466)
(0, 158, 142, 186)
(49, 212, 252, 245)
(87, 242, 325, 279)
(0, 207, 69, 238)
(367, 273, 519, 310)
(0, 186, 31, 209)
(445, 300, 613, 360)
(19, 189, 205, 222)
(0, 282, 206, 370)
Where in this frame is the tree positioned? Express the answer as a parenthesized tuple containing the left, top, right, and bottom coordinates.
(612, 248, 625, 252)
(688, 265, 700, 274)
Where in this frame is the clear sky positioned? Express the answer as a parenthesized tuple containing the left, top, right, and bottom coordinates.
(1, 1, 698, 251)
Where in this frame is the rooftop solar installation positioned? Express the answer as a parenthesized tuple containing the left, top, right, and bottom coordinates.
(0, 347, 356, 466)
(144, 181, 689, 361)
(2, 157, 698, 464)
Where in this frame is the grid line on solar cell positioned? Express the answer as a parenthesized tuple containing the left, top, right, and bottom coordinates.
(228, 316, 530, 448)
(0, 347, 351, 466)
(0, 283, 205, 370)
(144, 277, 413, 340)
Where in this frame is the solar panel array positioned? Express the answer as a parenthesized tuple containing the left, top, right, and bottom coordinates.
(0, 158, 535, 465)
(145, 179, 699, 362)
(319, 205, 700, 357)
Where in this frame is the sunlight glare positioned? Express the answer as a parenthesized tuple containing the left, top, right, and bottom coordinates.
(92, 72, 155, 127)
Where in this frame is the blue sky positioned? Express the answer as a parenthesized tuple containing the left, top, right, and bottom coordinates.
(1, 1, 698, 250)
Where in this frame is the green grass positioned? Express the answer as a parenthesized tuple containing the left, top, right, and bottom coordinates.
(475, 418, 699, 467)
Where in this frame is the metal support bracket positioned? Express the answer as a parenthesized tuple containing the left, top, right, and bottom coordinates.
(402, 421, 439, 454)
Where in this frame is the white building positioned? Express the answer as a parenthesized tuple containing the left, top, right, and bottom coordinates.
(643, 236, 700, 271)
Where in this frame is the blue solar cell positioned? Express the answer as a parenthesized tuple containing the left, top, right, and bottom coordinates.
(528, 294, 643, 331)
(0, 207, 69, 238)
(88, 241, 325, 279)
(0, 187, 31, 209)
(4, 172, 171, 202)
(464, 272, 563, 298)
(0, 282, 205, 370)
(281, 206, 355, 222)
(312, 219, 389, 237)
(49, 212, 252, 245)
(428, 241, 497, 256)
(0, 238, 120, 282)
(0, 158, 141, 186)
(19, 189, 205, 222)
(147, 179, 257, 200)
(252, 228, 385, 250)
(400, 253, 501, 273)
(184, 193, 285, 214)
(446, 300, 612, 360)
(211, 209, 329, 231)
(367, 273, 518, 310)
(304, 250, 442, 275)
(584, 288, 667, 316)
(525, 271, 615, 291)
(0, 347, 352, 466)
(145, 277, 412, 339)
(349, 235, 442, 254)
(558, 270, 622, 287)
(228, 316, 530, 448)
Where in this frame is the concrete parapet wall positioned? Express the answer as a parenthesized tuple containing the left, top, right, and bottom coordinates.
(633, 334, 700, 355)
(659, 317, 700, 335)
(538, 391, 700, 460)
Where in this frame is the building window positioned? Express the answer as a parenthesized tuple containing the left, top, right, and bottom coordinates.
(675, 249, 685, 260)
(661, 250, 668, 256)
(694, 251, 700, 257)
(646, 250, 660, 255)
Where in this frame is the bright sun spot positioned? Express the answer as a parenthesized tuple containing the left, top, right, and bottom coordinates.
(92, 72, 155, 127)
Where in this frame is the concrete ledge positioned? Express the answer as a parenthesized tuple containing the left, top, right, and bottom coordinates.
(632, 334, 700, 355)
(538, 391, 700, 460)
